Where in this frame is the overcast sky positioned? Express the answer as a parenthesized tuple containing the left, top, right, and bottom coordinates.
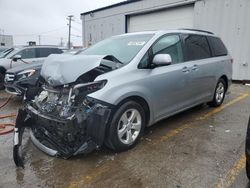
(0, 0, 124, 46)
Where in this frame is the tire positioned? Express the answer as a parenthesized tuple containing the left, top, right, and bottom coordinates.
(208, 78, 226, 107)
(246, 160, 250, 180)
(0, 73, 5, 90)
(105, 101, 146, 152)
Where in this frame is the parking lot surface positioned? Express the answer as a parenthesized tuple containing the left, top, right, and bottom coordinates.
(0, 84, 250, 188)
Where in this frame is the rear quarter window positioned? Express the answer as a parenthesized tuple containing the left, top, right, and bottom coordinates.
(207, 36, 228, 57)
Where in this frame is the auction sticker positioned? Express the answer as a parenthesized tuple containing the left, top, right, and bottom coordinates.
(128, 41, 146, 46)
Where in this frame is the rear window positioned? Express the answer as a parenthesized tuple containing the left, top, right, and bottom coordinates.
(207, 36, 228, 57)
(183, 34, 211, 61)
(36, 48, 63, 58)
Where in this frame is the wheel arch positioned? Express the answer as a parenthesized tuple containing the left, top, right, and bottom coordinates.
(115, 95, 151, 127)
(220, 75, 228, 91)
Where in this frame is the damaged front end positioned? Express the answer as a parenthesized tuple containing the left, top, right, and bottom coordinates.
(13, 55, 119, 167)
(14, 81, 112, 167)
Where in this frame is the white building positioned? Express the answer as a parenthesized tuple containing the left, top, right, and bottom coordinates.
(0, 34, 13, 48)
(81, 0, 250, 81)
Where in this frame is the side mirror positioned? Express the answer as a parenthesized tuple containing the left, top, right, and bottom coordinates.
(12, 54, 22, 62)
(152, 54, 172, 67)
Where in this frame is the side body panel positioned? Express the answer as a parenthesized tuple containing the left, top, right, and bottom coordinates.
(88, 32, 232, 126)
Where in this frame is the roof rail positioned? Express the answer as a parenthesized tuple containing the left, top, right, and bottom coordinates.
(179, 28, 214, 35)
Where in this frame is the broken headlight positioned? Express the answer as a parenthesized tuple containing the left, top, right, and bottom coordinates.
(85, 80, 107, 92)
(69, 80, 107, 104)
(73, 80, 107, 94)
(16, 69, 37, 81)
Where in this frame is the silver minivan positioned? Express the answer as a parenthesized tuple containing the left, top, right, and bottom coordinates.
(14, 29, 232, 163)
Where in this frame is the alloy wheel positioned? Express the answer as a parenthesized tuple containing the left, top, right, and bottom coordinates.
(117, 108, 142, 145)
(215, 82, 225, 103)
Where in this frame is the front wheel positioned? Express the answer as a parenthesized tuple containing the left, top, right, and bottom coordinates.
(208, 78, 226, 107)
(105, 101, 146, 152)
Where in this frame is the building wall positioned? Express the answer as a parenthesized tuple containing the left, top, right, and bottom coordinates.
(194, 0, 250, 80)
(0, 35, 13, 48)
(83, 15, 125, 46)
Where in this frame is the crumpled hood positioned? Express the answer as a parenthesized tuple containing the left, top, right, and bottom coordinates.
(41, 54, 112, 86)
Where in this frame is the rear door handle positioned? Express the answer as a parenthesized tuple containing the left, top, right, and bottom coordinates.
(192, 64, 198, 71)
(182, 66, 190, 73)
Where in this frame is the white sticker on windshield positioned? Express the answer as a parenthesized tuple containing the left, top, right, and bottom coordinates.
(127, 41, 146, 46)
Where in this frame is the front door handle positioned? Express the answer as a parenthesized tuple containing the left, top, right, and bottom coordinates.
(192, 64, 198, 71)
(182, 66, 190, 73)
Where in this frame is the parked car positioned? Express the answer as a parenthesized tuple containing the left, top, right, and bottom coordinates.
(13, 29, 232, 166)
(4, 48, 87, 98)
(246, 116, 250, 179)
(0, 46, 63, 89)
(4, 61, 42, 99)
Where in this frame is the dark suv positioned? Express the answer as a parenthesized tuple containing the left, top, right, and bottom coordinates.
(0, 46, 63, 89)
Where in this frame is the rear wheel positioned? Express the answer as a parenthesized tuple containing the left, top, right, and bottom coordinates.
(0, 73, 5, 90)
(105, 101, 146, 152)
(208, 78, 226, 107)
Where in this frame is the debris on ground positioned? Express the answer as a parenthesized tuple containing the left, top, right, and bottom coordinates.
(145, 138, 152, 142)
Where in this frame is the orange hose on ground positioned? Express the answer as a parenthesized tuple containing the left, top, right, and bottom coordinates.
(0, 95, 12, 108)
(0, 123, 15, 135)
(0, 95, 16, 135)
(0, 113, 16, 119)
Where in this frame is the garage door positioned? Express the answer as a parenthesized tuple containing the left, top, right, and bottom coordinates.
(127, 5, 194, 32)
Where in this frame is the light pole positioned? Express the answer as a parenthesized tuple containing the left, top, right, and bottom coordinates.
(67, 15, 74, 49)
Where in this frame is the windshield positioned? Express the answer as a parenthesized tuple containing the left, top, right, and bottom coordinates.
(4, 48, 21, 58)
(81, 34, 154, 64)
(0, 48, 7, 53)
(0, 48, 14, 58)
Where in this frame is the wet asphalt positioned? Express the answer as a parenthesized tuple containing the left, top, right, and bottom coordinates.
(0, 84, 249, 188)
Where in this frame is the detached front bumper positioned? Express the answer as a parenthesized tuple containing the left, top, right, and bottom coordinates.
(30, 130, 58, 156)
(14, 99, 112, 166)
(27, 102, 111, 158)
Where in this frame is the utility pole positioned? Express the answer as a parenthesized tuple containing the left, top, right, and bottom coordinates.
(38, 35, 41, 45)
(67, 15, 74, 49)
(60, 37, 63, 47)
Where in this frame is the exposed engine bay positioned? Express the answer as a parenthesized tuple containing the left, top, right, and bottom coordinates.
(14, 55, 120, 167)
